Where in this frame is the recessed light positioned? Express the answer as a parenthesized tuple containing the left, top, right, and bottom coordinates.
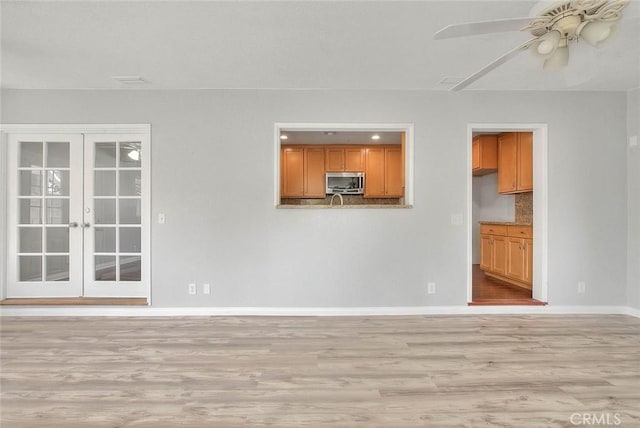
(280, 135, 288, 140)
(371, 134, 381, 140)
(324, 131, 336, 136)
(112, 76, 147, 84)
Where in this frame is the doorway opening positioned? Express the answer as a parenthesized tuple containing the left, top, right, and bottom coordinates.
(466, 124, 548, 306)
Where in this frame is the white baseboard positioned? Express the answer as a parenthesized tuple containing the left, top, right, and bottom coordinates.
(625, 306, 640, 318)
(1, 305, 638, 317)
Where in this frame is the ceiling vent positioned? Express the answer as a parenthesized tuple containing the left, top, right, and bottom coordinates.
(112, 76, 147, 84)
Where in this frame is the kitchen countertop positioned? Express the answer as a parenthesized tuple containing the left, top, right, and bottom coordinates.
(479, 221, 532, 226)
(277, 204, 413, 209)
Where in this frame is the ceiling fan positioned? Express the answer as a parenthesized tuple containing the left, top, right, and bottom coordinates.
(435, 0, 633, 91)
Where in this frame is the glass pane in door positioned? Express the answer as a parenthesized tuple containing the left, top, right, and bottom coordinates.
(95, 256, 117, 281)
(19, 228, 42, 253)
(20, 142, 43, 167)
(46, 256, 69, 281)
(19, 256, 42, 281)
(19, 171, 43, 196)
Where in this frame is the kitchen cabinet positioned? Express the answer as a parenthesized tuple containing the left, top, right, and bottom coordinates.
(325, 146, 364, 172)
(364, 145, 404, 198)
(281, 146, 325, 198)
(472, 135, 498, 176)
(479, 224, 507, 276)
(498, 132, 533, 194)
(480, 223, 532, 290)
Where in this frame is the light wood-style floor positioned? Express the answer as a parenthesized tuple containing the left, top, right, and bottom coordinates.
(1, 315, 639, 427)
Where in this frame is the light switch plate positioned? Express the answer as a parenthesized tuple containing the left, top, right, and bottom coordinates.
(203, 283, 211, 295)
(630, 135, 638, 148)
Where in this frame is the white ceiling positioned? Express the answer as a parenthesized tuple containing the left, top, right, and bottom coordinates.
(1, 0, 639, 91)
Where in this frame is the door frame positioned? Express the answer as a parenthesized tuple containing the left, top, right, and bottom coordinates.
(0, 124, 152, 302)
(466, 123, 548, 303)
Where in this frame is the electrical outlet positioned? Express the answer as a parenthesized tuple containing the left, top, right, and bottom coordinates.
(203, 283, 211, 295)
(188, 283, 197, 295)
(577, 281, 586, 294)
(427, 282, 436, 294)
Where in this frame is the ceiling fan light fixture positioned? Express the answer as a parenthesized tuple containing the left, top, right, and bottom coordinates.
(543, 46, 569, 71)
(531, 30, 561, 58)
(579, 20, 616, 47)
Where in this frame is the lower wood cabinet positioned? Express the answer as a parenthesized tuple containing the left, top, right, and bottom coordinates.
(480, 223, 532, 290)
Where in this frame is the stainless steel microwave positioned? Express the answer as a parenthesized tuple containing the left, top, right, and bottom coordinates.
(326, 172, 364, 195)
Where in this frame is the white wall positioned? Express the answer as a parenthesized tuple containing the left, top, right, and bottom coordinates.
(628, 89, 639, 310)
(471, 174, 515, 264)
(0, 89, 629, 307)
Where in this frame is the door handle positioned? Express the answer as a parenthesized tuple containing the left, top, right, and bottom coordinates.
(81, 222, 91, 228)
(69, 222, 79, 228)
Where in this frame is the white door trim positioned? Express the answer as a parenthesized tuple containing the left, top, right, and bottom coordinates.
(0, 124, 151, 303)
(273, 123, 415, 206)
(466, 123, 549, 303)
(0, 124, 151, 135)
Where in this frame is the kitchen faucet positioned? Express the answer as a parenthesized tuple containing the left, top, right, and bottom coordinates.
(329, 193, 344, 206)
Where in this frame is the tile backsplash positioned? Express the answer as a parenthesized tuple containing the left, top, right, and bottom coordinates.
(515, 192, 533, 224)
(281, 195, 401, 205)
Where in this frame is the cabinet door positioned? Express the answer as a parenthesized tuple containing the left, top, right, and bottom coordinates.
(364, 147, 385, 197)
(472, 138, 480, 170)
(492, 235, 507, 276)
(281, 147, 304, 197)
(498, 133, 518, 194)
(385, 147, 404, 197)
(304, 148, 326, 198)
(480, 234, 493, 271)
(325, 147, 344, 172)
(523, 238, 533, 286)
(344, 147, 364, 172)
(517, 132, 533, 191)
(506, 237, 525, 281)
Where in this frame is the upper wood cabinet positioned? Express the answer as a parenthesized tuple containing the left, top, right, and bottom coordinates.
(281, 146, 325, 198)
(498, 132, 533, 194)
(472, 135, 498, 176)
(325, 146, 364, 172)
(364, 145, 404, 198)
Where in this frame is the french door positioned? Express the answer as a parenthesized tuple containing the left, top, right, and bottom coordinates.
(6, 131, 149, 298)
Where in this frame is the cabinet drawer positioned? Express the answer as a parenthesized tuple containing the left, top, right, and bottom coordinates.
(508, 225, 532, 238)
(480, 224, 508, 235)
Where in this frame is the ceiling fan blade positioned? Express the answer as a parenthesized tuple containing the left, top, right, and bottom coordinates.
(434, 17, 533, 40)
(450, 38, 538, 92)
